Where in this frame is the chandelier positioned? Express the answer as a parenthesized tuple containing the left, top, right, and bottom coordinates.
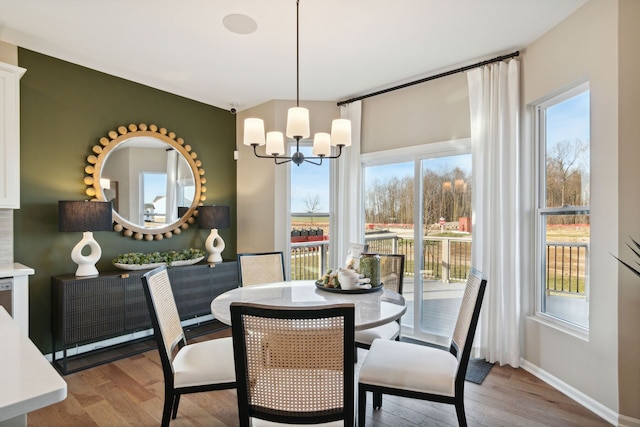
(242, 0, 351, 166)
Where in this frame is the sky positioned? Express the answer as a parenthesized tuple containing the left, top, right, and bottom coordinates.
(547, 90, 590, 147)
(290, 145, 330, 213)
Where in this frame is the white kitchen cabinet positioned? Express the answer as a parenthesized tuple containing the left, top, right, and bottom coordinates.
(0, 62, 26, 208)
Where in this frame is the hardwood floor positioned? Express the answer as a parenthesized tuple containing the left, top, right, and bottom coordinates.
(31, 326, 611, 426)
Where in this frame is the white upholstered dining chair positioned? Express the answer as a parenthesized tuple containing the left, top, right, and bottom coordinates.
(141, 265, 236, 427)
(230, 302, 355, 426)
(357, 268, 487, 427)
(237, 251, 286, 286)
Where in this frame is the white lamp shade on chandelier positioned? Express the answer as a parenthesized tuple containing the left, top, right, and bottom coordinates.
(285, 107, 310, 139)
(312, 132, 331, 157)
(243, 114, 352, 165)
(244, 118, 266, 146)
(330, 119, 352, 147)
(241, 0, 351, 166)
(266, 131, 285, 156)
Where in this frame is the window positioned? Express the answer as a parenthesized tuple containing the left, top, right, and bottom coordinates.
(535, 82, 590, 331)
(289, 144, 331, 279)
(362, 140, 471, 345)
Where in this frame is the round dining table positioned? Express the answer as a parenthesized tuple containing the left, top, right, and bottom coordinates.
(211, 280, 406, 331)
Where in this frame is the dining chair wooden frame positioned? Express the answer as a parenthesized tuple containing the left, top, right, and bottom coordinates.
(355, 253, 405, 352)
(237, 251, 286, 286)
(141, 265, 236, 427)
(230, 302, 355, 426)
(357, 268, 487, 427)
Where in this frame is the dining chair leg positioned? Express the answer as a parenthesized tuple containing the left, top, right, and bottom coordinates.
(172, 394, 181, 419)
(455, 400, 467, 427)
(358, 384, 367, 427)
(161, 391, 173, 427)
(373, 391, 382, 409)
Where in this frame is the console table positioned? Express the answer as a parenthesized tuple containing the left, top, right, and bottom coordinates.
(51, 261, 238, 374)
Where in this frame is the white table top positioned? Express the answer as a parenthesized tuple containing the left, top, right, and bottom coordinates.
(0, 306, 67, 422)
(211, 280, 406, 331)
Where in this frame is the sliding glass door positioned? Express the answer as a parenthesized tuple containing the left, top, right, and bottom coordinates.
(363, 145, 471, 345)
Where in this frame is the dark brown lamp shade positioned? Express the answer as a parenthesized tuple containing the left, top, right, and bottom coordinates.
(177, 206, 190, 218)
(198, 205, 230, 229)
(58, 200, 113, 232)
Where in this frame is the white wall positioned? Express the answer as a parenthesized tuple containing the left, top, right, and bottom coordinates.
(617, 0, 640, 420)
(361, 72, 470, 152)
(521, 0, 621, 418)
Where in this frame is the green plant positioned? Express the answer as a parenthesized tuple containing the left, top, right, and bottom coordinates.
(614, 237, 640, 277)
(113, 248, 205, 267)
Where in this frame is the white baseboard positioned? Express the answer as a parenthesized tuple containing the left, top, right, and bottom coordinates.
(521, 358, 638, 426)
(619, 414, 640, 427)
(45, 314, 216, 363)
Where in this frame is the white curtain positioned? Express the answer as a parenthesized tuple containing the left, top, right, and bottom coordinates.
(467, 59, 521, 367)
(330, 101, 363, 269)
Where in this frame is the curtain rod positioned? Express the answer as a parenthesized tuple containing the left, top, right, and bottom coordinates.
(337, 51, 519, 106)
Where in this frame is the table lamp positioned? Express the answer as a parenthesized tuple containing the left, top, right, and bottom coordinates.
(58, 200, 113, 277)
(198, 205, 230, 263)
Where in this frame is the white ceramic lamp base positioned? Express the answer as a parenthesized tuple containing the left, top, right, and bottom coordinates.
(205, 228, 225, 263)
(71, 231, 102, 277)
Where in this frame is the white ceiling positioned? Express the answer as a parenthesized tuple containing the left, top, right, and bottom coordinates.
(0, 0, 587, 112)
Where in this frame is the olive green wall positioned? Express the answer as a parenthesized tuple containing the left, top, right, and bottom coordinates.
(15, 48, 237, 353)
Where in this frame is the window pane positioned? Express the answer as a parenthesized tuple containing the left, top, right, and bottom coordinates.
(290, 145, 330, 280)
(544, 91, 590, 208)
(142, 172, 167, 225)
(421, 155, 472, 345)
(543, 213, 590, 328)
(363, 154, 472, 346)
(538, 86, 590, 330)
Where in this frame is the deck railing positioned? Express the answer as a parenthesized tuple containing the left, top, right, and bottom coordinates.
(290, 235, 473, 283)
(290, 235, 588, 296)
(545, 242, 589, 295)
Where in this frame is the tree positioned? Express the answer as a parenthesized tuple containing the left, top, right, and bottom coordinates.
(546, 139, 589, 224)
(304, 193, 320, 213)
(304, 193, 321, 224)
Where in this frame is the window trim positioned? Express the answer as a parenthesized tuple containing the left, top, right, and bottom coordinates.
(533, 81, 590, 335)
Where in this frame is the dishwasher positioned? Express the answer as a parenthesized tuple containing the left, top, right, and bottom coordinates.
(0, 277, 13, 316)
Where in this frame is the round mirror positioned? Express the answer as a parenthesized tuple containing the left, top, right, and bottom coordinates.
(84, 123, 207, 240)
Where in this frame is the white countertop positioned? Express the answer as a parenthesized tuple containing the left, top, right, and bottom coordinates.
(0, 263, 34, 278)
(0, 306, 67, 422)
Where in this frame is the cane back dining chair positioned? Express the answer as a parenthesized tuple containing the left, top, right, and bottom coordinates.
(354, 253, 405, 351)
(357, 268, 487, 427)
(230, 302, 355, 426)
(141, 265, 236, 427)
(237, 251, 286, 286)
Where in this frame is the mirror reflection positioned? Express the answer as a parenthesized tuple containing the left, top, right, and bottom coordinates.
(100, 137, 195, 228)
(85, 123, 206, 241)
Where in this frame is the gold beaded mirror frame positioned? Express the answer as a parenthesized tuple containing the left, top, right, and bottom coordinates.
(84, 123, 207, 240)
